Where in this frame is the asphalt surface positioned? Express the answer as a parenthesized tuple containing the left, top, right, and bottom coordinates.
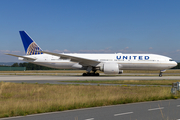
(0, 75, 179, 87)
(0, 99, 180, 120)
(0, 75, 180, 81)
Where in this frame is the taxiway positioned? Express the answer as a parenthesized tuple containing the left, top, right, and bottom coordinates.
(0, 75, 180, 81)
(0, 99, 180, 120)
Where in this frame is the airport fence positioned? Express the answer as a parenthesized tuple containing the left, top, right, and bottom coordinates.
(0, 67, 26, 71)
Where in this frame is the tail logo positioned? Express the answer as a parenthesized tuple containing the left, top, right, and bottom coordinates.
(26, 42, 42, 55)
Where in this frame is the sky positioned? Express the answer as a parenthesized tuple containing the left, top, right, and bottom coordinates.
(0, 0, 180, 62)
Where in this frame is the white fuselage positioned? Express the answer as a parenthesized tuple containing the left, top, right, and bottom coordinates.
(19, 53, 177, 71)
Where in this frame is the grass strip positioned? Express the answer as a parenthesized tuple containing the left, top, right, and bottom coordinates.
(0, 82, 179, 118)
(61, 80, 180, 85)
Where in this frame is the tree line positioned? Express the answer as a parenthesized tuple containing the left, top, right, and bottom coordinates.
(172, 62, 180, 69)
(11, 62, 58, 70)
(9, 62, 180, 70)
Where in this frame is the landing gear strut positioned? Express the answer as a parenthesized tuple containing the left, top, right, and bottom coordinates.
(159, 72, 162, 77)
(159, 70, 166, 77)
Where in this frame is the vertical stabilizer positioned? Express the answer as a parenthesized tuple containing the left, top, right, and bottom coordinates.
(19, 31, 43, 55)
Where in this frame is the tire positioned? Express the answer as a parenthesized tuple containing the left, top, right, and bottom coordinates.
(159, 73, 162, 77)
(95, 73, 99, 76)
(82, 73, 87, 76)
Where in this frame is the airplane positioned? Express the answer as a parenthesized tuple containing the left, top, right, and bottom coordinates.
(6, 31, 177, 77)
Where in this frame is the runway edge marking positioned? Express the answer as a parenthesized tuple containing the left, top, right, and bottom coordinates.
(114, 112, 133, 116)
(148, 107, 164, 111)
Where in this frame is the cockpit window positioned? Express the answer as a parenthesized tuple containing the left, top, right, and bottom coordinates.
(169, 59, 173, 61)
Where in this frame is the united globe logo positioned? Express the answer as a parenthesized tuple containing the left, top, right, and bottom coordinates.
(26, 42, 43, 55)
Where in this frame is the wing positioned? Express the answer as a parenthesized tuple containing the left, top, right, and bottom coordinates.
(40, 51, 100, 66)
(5, 53, 36, 60)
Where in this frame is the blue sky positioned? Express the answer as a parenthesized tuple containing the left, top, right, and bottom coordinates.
(0, 0, 180, 62)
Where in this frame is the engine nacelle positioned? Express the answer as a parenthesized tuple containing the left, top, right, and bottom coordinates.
(102, 63, 123, 74)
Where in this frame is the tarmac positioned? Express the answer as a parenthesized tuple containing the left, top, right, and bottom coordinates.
(0, 75, 180, 81)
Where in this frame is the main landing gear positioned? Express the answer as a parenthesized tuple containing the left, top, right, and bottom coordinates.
(82, 66, 100, 76)
(82, 72, 99, 76)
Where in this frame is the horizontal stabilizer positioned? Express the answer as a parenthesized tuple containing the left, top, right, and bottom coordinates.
(5, 53, 36, 60)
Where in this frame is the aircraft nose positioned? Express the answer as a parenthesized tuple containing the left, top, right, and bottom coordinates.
(173, 61, 178, 67)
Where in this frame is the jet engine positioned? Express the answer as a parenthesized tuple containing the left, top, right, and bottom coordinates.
(101, 63, 123, 74)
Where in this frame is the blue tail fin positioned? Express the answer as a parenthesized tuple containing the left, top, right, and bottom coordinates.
(19, 31, 43, 55)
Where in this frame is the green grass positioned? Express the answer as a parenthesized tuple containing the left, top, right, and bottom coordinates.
(61, 80, 180, 85)
(0, 82, 179, 118)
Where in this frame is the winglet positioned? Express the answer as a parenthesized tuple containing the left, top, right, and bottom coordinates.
(19, 31, 43, 55)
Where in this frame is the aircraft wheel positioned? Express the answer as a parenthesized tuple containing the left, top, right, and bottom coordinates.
(82, 73, 99, 76)
(82, 73, 87, 76)
(95, 73, 99, 76)
(86, 73, 90, 76)
(159, 72, 162, 77)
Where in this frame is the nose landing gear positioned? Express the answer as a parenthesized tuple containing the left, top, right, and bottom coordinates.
(159, 70, 166, 77)
(159, 72, 162, 77)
